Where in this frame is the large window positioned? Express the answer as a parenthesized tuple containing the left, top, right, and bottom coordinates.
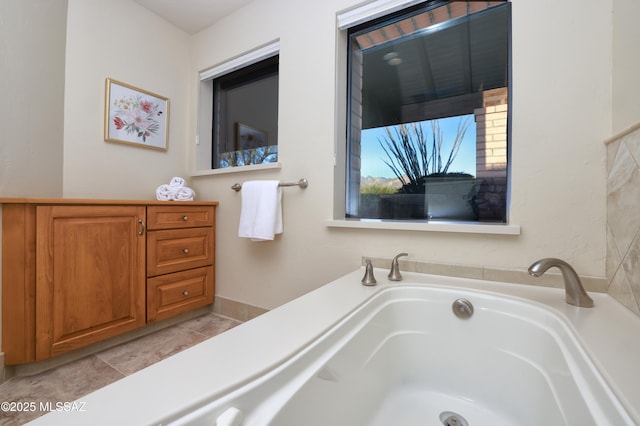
(346, 1, 510, 223)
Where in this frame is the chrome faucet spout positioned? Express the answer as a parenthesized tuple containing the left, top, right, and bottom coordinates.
(528, 258, 593, 307)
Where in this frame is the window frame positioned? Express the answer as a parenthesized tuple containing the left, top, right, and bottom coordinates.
(193, 40, 281, 176)
(337, 0, 514, 228)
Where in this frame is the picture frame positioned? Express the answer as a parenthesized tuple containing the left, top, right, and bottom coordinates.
(104, 78, 169, 151)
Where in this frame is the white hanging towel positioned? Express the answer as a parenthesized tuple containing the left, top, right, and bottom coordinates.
(238, 180, 283, 241)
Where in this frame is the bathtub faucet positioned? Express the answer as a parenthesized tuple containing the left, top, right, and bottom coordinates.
(527, 258, 594, 308)
(388, 253, 408, 281)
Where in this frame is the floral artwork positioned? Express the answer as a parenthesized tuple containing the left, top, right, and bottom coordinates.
(104, 79, 169, 150)
(111, 98, 161, 142)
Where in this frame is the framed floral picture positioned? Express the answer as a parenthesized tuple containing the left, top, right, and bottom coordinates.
(104, 78, 169, 151)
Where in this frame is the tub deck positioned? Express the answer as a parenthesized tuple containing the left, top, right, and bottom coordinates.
(29, 269, 640, 425)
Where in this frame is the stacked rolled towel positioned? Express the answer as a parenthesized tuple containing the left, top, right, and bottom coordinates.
(156, 177, 196, 201)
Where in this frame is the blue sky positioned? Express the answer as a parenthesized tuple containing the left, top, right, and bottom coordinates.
(360, 116, 477, 178)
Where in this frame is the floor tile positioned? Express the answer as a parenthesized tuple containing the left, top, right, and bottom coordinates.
(96, 325, 207, 376)
(0, 313, 240, 425)
(0, 356, 123, 425)
(180, 313, 241, 337)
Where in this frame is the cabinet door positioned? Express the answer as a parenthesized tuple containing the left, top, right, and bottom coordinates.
(35, 205, 146, 360)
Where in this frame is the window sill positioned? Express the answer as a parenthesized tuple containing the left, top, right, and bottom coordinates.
(325, 219, 520, 235)
(191, 162, 281, 177)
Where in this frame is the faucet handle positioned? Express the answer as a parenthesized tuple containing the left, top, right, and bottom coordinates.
(388, 253, 408, 281)
(361, 259, 377, 286)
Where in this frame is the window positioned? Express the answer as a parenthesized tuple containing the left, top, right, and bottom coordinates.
(346, 1, 510, 223)
(196, 42, 279, 172)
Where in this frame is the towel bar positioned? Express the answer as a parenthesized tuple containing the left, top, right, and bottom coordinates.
(231, 179, 308, 192)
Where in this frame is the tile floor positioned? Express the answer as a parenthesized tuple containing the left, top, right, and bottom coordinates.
(0, 312, 240, 425)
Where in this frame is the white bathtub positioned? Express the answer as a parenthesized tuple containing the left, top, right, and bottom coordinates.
(32, 269, 640, 426)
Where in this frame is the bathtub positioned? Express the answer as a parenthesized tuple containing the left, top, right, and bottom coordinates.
(32, 269, 640, 425)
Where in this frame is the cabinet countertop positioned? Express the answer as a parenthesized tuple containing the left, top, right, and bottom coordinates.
(0, 198, 218, 206)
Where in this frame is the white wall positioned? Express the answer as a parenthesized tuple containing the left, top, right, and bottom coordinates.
(1, 0, 624, 314)
(189, 0, 614, 310)
(612, 0, 640, 133)
(0, 0, 67, 198)
(62, 0, 192, 198)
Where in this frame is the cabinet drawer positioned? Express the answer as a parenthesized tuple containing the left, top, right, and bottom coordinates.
(147, 227, 214, 276)
(147, 266, 214, 322)
(147, 205, 215, 230)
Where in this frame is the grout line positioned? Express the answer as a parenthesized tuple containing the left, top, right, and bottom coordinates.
(94, 353, 130, 378)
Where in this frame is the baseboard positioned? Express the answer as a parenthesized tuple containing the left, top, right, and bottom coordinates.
(213, 296, 269, 322)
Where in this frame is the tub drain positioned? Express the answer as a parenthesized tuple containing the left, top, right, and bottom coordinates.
(439, 411, 469, 426)
(452, 298, 473, 319)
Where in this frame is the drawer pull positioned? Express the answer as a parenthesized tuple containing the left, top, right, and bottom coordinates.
(183, 248, 190, 254)
(183, 291, 189, 296)
(182, 215, 189, 221)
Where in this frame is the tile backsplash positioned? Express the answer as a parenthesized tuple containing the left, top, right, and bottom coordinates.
(364, 257, 607, 293)
(606, 124, 640, 315)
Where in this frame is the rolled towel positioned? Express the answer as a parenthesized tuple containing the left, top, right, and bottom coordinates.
(174, 186, 195, 201)
(156, 184, 174, 201)
(169, 176, 185, 188)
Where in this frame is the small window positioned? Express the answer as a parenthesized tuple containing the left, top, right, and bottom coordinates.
(196, 44, 279, 172)
(346, 1, 510, 223)
(213, 56, 278, 169)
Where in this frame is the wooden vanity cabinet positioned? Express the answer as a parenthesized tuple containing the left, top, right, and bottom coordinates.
(1, 199, 217, 365)
(146, 205, 215, 322)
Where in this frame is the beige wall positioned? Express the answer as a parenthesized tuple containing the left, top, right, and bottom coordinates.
(1, 0, 191, 199)
(190, 0, 615, 309)
(612, 0, 640, 133)
(3, 0, 637, 315)
(0, 0, 67, 198)
(61, 0, 192, 199)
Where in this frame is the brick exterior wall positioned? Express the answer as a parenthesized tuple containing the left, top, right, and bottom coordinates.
(474, 88, 508, 222)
